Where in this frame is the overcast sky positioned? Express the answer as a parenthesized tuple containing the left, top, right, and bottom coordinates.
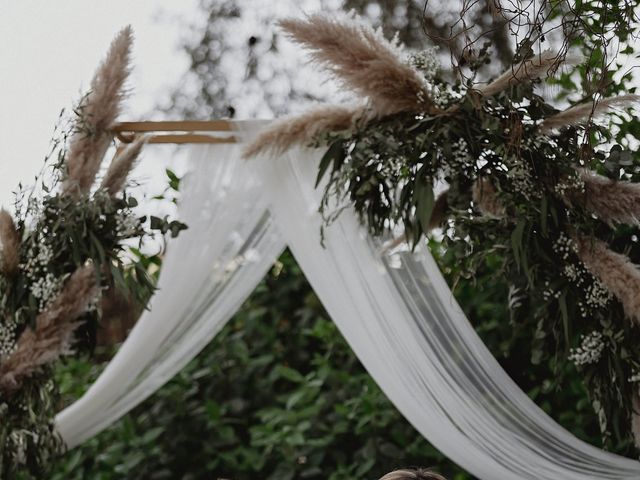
(0, 1, 199, 209)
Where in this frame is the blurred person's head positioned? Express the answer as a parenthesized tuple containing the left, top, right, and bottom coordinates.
(379, 468, 447, 480)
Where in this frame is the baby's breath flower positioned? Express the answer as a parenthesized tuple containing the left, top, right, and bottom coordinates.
(569, 331, 605, 366)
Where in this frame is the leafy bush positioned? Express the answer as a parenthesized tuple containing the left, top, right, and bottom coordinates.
(51, 251, 456, 479)
(49, 243, 607, 479)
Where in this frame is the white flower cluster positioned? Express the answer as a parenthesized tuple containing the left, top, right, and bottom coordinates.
(568, 331, 605, 366)
(562, 263, 581, 282)
(116, 212, 140, 237)
(443, 138, 475, 177)
(629, 371, 640, 383)
(20, 242, 62, 311)
(542, 280, 561, 301)
(21, 242, 54, 276)
(552, 234, 611, 316)
(409, 48, 439, 81)
(0, 315, 18, 357)
(584, 280, 612, 309)
(31, 273, 61, 311)
(501, 160, 538, 200)
(553, 233, 577, 261)
(409, 48, 463, 109)
(554, 173, 585, 197)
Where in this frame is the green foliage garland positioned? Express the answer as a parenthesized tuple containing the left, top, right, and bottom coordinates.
(316, 49, 640, 451)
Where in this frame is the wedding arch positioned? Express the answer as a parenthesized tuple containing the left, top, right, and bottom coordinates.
(52, 119, 640, 480)
(4, 9, 640, 478)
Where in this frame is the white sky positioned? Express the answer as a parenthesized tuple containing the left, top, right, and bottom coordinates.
(0, 1, 199, 209)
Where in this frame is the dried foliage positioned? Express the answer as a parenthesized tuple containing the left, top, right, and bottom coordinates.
(279, 14, 436, 116)
(274, 10, 640, 453)
(575, 236, 640, 324)
(0, 267, 97, 394)
(0, 27, 184, 477)
(0, 209, 21, 275)
(243, 104, 370, 158)
(63, 26, 133, 194)
(566, 171, 640, 226)
(540, 95, 640, 132)
(472, 178, 505, 218)
(477, 50, 567, 97)
(100, 135, 148, 195)
(35, 267, 99, 331)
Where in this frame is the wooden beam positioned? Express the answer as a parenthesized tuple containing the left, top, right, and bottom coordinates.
(111, 120, 237, 144)
(112, 120, 234, 133)
(146, 134, 236, 144)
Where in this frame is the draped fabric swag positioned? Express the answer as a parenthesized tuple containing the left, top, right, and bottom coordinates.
(55, 121, 640, 479)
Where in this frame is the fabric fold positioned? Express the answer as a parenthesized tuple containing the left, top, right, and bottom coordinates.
(55, 130, 285, 447)
(254, 145, 640, 480)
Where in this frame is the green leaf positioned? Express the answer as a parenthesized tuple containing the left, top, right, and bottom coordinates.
(150, 215, 164, 230)
(558, 293, 570, 349)
(274, 365, 305, 383)
(415, 178, 435, 235)
(510, 220, 526, 272)
(315, 141, 344, 188)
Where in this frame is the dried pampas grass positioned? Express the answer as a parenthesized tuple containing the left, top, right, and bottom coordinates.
(280, 14, 434, 116)
(0, 266, 98, 394)
(0, 321, 81, 394)
(473, 178, 505, 217)
(564, 170, 640, 225)
(575, 235, 640, 324)
(243, 104, 370, 158)
(36, 266, 98, 329)
(63, 26, 133, 194)
(0, 209, 20, 275)
(478, 50, 570, 97)
(540, 94, 640, 132)
(100, 135, 148, 195)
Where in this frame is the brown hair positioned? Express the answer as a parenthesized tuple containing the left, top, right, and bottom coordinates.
(379, 468, 447, 480)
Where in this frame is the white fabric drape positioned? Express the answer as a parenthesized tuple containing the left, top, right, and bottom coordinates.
(56, 121, 640, 479)
(257, 143, 640, 479)
(56, 134, 286, 446)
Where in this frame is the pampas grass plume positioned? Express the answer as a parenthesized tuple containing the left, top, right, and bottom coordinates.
(575, 236, 640, 325)
(540, 94, 640, 132)
(0, 209, 20, 275)
(280, 14, 434, 116)
(243, 104, 369, 158)
(479, 50, 566, 97)
(100, 135, 148, 195)
(0, 266, 98, 393)
(63, 26, 133, 194)
(568, 170, 640, 226)
(473, 178, 505, 217)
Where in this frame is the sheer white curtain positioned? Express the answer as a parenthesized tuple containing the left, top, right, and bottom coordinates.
(56, 134, 285, 447)
(256, 143, 640, 479)
(57, 121, 640, 479)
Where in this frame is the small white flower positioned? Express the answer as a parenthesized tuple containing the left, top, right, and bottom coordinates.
(629, 371, 640, 383)
(116, 213, 140, 236)
(569, 331, 605, 366)
(30, 272, 61, 311)
(0, 316, 19, 357)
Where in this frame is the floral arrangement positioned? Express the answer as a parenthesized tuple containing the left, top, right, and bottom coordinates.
(0, 27, 185, 476)
(245, 14, 640, 452)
